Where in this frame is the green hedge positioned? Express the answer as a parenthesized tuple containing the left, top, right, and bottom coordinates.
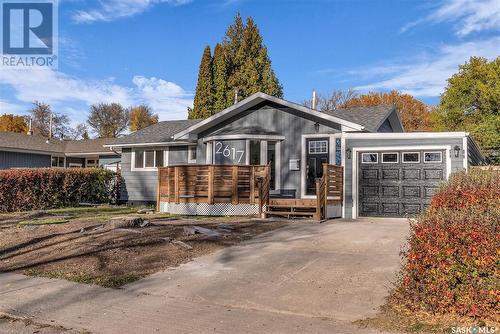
(391, 170, 499, 320)
(0, 168, 119, 212)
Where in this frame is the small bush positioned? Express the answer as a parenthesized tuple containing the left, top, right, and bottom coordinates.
(391, 170, 500, 320)
(0, 168, 119, 212)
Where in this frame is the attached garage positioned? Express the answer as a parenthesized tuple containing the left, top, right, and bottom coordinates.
(357, 149, 447, 217)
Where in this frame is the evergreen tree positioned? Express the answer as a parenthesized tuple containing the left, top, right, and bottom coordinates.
(189, 46, 214, 119)
(212, 43, 228, 114)
(223, 12, 245, 106)
(189, 13, 283, 118)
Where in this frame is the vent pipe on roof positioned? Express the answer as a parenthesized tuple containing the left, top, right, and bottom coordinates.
(311, 90, 317, 110)
(234, 90, 239, 105)
(49, 112, 53, 139)
(27, 117, 33, 136)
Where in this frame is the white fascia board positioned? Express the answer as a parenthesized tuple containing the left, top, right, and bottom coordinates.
(173, 92, 365, 140)
(65, 152, 117, 157)
(103, 141, 195, 148)
(344, 132, 469, 139)
(202, 134, 285, 142)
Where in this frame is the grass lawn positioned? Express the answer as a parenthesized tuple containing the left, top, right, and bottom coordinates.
(0, 205, 288, 288)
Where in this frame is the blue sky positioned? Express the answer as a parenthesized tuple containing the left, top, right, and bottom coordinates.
(0, 0, 499, 126)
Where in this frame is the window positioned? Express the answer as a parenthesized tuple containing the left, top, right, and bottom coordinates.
(155, 150, 164, 167)
(145, 150, 155, 167)
(403, 152, 420, 163)
(361, 153, 378, 163)
(335, 138, 341, 165)
(249, 140, 261, 165)
(424, 151, 442, 163)
(309, 140, 328, 154)
(188, 146, 197, 164)
(86, 159, 98, 168)
(51, 156, 65, 168)
(382, 152, 398, 163)
(134, 149, 165, 169)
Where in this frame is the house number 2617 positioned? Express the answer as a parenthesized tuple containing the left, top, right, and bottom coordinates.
(215, 142, 245, 163)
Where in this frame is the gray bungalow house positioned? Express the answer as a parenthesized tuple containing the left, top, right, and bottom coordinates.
(106, 92, 484, 219)
(0, 132, 121, 170)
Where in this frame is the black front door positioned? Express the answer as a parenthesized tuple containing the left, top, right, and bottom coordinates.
(306, 138, 329, 195)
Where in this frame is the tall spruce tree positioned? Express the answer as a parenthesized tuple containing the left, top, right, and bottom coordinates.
(189, 46, 214, 119)
(189, 13, 283, 118)
(212, 43, 228, 114)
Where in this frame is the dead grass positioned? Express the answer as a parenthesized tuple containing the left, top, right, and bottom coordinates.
(0, 207, 288, 288)
(18, 218, 69, 226)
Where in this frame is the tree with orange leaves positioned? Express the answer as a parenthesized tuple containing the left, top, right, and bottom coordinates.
(0, 114, 28, 133)
(341, 91, 432, 132)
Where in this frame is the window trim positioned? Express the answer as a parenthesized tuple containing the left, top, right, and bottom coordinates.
(85, 158, 99, 168)
(424, 151, 443, 163)
(131, 148, 166, 171)
(308, 140, 328, 154)
(382, 152, 399, 164)
(402, 152, 420, 164)
(361, 152, 378, 164)
(188, 145, 197, 164)
(51, 155, 66, 168)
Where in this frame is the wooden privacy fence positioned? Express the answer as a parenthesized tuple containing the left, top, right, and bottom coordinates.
(316, 164, 343, 219)
(157, 164, 270, 208)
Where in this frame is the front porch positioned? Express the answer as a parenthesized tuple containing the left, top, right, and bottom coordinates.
(157, 164, 343, 220)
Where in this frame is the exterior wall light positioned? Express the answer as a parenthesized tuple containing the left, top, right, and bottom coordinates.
(314, 122, 320, 132)
(346, 148, 352, 159)
(454, 145, 461, 158)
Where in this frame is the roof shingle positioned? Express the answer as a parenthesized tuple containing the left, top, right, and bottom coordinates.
(323, 105, 395, 132)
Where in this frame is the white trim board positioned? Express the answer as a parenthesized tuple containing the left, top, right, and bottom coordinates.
(104, 141, 195, 148)
(202, 134, 285, 142)
(300, 133, 342, 199)
(174, 92, 364, 140)
(344, 132, 469, 139)
(351, 145, 452, 219)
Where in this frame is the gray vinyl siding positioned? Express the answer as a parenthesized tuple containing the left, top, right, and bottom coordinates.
(377, 119, 393, 132)
(343, 137, 467, 219)
(197, 104, 342, 196)
(467, 137, 484, 166)
(99, 155, 121, 167)
(0, 150, 51, 169)
(119, 148, 157, 203)
(119, 146, 187, 203)
(169, 146, 189, 164)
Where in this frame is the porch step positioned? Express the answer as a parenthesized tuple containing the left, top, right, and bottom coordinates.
(264, 210, 316, 218)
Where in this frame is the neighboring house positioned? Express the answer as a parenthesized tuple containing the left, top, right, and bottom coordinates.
(106, 92, 484, 219)
(0, 132, 121, 170)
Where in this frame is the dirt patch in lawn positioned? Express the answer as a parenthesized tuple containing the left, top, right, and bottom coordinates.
(0, 213, 288, 288)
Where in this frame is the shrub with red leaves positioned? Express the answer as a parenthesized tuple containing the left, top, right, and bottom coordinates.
(0, 168, 118, 212)
(391, 169, 500, 320)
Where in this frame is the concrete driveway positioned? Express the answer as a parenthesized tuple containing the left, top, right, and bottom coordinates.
(0, 218, 409, 333)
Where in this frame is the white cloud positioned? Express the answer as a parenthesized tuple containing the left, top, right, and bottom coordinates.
(402, 0, 500, 36)
(0, 68, 193, 122)
(72, 0, 192, 23)
(354, 37, 500, 97)
(132, 76, 192, 120)
(0, 99, 25, 114)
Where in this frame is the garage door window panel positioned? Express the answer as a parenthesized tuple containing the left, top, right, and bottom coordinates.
(382, 152, 398, 163)
(362, 153, 378, 164)
(424, 151, 442, 163)
(403, 152, 420, 163)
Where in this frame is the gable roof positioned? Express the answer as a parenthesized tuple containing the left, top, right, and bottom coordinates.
(0, 132, 119, 155)
(173, 92, 365, 140)
(323, 105, 397, 132)
(105, 119, 202, 146)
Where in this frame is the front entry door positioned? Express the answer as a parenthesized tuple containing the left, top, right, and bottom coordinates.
(306, 138, 329, 195)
